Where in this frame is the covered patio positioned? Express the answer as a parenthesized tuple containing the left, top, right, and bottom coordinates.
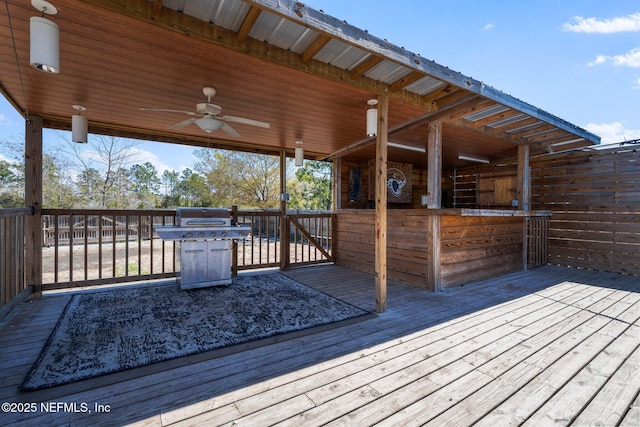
(1, 0, 639, 425)
(1, 265, 638, 425)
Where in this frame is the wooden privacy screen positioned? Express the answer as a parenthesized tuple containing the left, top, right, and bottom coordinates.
(531, 146, 639, 275)
(453, 146, 639, 275)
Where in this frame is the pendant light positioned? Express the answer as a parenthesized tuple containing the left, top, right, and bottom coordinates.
(295, 141, 304, 167)
(366, 99, 378, 137)
(72, 105, 88, 143)
(30, 0, 59, 73)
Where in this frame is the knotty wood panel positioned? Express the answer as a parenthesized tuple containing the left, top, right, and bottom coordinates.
(531, 146, 640, 275)
(336, 211, 526, 289)
(440, 216, 523, 287)
(454, 146, 639, 276)
(335, 210, 429, 287)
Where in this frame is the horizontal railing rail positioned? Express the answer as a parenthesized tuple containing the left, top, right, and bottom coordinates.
(41, 208, 335, 290)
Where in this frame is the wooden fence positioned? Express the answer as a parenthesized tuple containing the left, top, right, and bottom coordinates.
(452, 145, 640, 275)
(0, 208, 30, 318)
(531, 146, 640, 275)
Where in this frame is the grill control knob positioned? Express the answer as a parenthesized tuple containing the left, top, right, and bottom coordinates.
(198, 232, 205, 238)
(221, 231, 228, 237)
(185, 232, 193, 238)
(211, 231, 216, 237)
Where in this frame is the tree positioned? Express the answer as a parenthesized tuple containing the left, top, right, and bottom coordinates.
(177, 168, 211, 207)
(129, 162, 161, 208)
(193, 149, 282, 209)
(0, 159, 23, 208)
(161, 170, 180, 208)
(289, 160, 333, 210)
(61, 135, 140, 208)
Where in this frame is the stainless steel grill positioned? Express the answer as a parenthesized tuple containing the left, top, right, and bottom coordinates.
(155, 208, 250, 290)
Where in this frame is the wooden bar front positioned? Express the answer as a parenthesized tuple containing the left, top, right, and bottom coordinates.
(335, 209, 550, 289)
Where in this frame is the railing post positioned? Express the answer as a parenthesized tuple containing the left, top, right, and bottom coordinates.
(231, 205, 238, 276)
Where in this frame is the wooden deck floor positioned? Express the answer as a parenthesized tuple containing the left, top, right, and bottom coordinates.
(0, 265, 638, 426)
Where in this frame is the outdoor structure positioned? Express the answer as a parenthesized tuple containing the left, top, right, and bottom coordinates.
(1, 0, 638, 317)
(1, 1, 640, 425)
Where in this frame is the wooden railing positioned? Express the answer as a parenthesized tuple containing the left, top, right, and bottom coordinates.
(0, 208, 30, 316)
(526, 216, 550, 269)
(41, 208, 335, 290)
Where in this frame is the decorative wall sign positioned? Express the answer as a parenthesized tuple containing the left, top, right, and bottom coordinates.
(387, 162, 412, 203)
(367, 161, 413, 204)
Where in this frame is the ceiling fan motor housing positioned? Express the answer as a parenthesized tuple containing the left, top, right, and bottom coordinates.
(196, 103, 222, 116)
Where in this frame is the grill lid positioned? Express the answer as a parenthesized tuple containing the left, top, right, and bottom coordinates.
(177, 208, 231, 227)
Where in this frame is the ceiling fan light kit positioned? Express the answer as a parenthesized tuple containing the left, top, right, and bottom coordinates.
(30, 0, 59, 73)
(141, 86, 269, 137)
(195, 116, 224, 133)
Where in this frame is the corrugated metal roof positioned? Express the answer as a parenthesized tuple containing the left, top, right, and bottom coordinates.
(151, 0, 599, 147)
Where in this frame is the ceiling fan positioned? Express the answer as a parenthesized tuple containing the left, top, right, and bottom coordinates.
(140, 87, 270, 137)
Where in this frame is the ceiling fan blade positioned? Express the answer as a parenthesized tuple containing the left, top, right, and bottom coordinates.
(222, 115, 270, 129)
(169, 118, 197, 130)
(221, 123, 241, 138)
(140, 108, 198, 116)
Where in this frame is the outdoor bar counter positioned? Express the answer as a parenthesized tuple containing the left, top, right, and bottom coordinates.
(334, 209, 551, 289)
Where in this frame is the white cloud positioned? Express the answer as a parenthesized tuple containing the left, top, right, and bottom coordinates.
(563, 12, 640, 33)
(585, 122, 640, 144)
(483, 23, 494, 30)
(588, 47, 640, 68)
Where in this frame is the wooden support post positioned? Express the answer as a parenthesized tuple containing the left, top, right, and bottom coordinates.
(375, 93, 389, 313)
(24, 116, 43, 298)
(518, 145, 531, 271)
(517, 144, 531, 211)
(333, 157, 341, 209)
(231, 205, 239, 276)
(279, 149, 289, 270)
(427, 120, 442, 292)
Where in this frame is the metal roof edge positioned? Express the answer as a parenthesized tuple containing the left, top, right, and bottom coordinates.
(246, 0, 601, 145)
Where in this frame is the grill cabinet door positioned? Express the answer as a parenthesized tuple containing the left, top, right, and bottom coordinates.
(180, 241, 209, 285)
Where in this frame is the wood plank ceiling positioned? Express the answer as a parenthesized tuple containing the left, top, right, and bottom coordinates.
(0, 0, 600, 171)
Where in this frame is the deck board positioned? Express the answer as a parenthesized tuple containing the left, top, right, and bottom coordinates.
(0, 264, 637, 426)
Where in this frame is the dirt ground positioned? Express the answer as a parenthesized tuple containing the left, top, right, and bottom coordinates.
(41, 238, 322, 285)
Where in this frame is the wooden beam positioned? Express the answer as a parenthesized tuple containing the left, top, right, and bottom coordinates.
(517, 144, 530, 211)
(24, 116, 43, 298)
(375, 92, 389, 313)
(151, 0, 162, 17)
(237, 6, 262, 43)
(349, 54, 384, 80)
(427, 120, 442, 292)
(389, 71, 425, 92)
(78, 0, 434, 109)
(300, 34, 331, 64)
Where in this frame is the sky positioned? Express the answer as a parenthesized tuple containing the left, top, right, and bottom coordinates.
(1, 0, 638, 173)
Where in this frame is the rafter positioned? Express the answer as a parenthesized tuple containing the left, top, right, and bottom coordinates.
(349, 54, 384, 80)
(389, 71, 425, 92)
(301, 34, 331, 64)
(237, 6, 262, 43)
(78, 0, 435, 109)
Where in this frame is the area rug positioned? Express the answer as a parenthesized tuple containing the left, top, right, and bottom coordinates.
(20, 273, 369, 391)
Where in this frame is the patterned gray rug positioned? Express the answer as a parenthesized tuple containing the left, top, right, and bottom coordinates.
(21, 273, 368, 391)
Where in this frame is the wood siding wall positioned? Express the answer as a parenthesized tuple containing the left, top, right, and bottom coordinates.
(335, 210, 526, 289)
(335, 210, 429, 286)
(440, 216, 523, 287)
(0, 209, 29, 318)
(452, 146, 640, 275)
(531, 146, 640, 275)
